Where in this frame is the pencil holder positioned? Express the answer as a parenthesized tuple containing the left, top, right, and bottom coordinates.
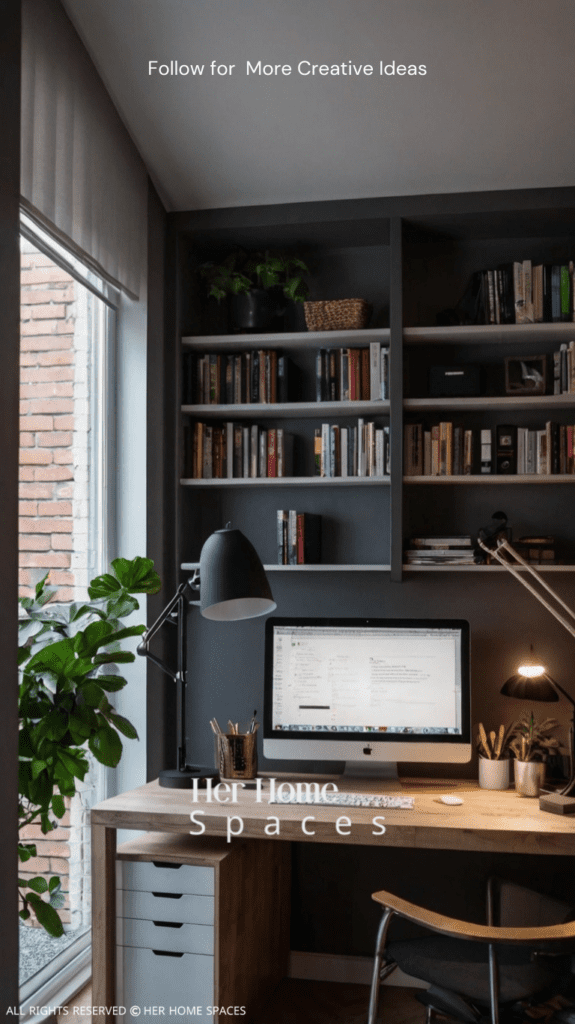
(217, 733, 258, 780)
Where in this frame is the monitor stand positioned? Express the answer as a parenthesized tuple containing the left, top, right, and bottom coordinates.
(341, 761, 402, 792)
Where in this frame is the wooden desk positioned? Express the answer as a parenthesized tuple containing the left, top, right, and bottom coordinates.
(92, 776, 575, 1008)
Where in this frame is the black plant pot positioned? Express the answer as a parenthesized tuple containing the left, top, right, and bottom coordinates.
(229, 287, 286, 333)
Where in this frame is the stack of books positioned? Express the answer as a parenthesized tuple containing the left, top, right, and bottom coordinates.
(185, 422, 293, 479)
(277, 511, 321, 565)
(182, 350, 289, 405)
(315, 420, 389, 477)
(404, 423, 473, 476)
(473, 261, 575, 324)
(552, 342, 575, 394)
(404, 536, 477, 566)
(315, 343, 389, 402)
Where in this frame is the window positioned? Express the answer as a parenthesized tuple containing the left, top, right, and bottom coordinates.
(18, 213, 117, 1013)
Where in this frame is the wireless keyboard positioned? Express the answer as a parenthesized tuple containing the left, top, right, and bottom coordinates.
(269, 792, 414, 809)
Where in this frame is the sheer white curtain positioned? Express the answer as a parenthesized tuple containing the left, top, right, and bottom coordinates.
(21, 0, 147, 298)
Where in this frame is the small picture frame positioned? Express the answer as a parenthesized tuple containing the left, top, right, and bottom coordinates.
(504, 355, 547, 395)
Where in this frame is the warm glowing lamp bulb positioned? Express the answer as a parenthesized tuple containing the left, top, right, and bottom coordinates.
(517, 663, 547, 678)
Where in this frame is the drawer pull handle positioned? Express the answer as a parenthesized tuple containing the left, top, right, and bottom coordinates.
(153, 921, 183, 929)
(153, 950, 184, 957)
(152, 892, 182, 899)
(152, 861, 182, 869)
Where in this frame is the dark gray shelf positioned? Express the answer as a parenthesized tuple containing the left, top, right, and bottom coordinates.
(180, 476, 391, 487)
(181, 562, 391, 572)
(403, 323, 575, 345)
(182, 400, 390, 419)
(404, 474, 575, 484)
(182, 327, 391, 351)
(405, 395, 575, 412)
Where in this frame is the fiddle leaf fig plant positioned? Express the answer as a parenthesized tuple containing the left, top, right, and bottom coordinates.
(18, 556, 161, 935)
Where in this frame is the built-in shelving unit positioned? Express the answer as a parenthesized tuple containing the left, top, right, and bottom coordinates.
(172, 187, 575, 581)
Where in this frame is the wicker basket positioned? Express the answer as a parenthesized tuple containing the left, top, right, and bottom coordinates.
(304, 298, 371, 332)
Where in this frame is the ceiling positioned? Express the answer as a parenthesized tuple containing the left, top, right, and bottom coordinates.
(61, 0, 575, 213)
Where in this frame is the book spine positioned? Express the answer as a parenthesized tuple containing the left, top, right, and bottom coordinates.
(341, 427, 348, 478)
(513, 262, 524, 323)
(431, 425, 439, 476)
(463, 429, 473, 475)
(381, 347, 389, 400)
(296, 513, 305, 565)
(321, 423, 330, 477)
(342, 349, 350, 401)
(480, 428, 492, 474)
(288, 510, 297, 565)
(259, 429, 267, 477)
(369, 342, 380, 401)
(375, 428, 384, 477)
(267, 427, 276, 478)
(522, 260, 533, 323)
(277, 510, 288, 565)
(277, 354, 287, 403)
(250, 424, 258, 478)
(560, 265, 571, 321)
(314, 428, 322, 476)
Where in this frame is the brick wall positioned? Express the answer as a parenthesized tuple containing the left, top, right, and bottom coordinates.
(19, 243, 94, 929)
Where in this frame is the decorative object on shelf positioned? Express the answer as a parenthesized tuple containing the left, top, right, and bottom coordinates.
(304, 298, 371, 332)
(18, 556, 162, 935)
(515, 536, 556, 564)
(137, 527, 276, 788)
(476, 723, 515, 790)
(199, 251, 309, 333)
(428, 365, 481, 398)
(504, 355, 547, 395)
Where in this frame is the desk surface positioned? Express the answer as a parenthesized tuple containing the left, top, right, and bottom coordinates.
(93, 775, 575, 856)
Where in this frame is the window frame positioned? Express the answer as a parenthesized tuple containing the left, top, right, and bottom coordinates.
(18, 211, 119, 1017)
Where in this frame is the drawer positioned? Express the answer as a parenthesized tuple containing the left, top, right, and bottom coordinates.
(117, 917, 214, 954)
(117, 946, 213, 1010)
(117, 860, 214, 896)
(117, 888, 214, 925)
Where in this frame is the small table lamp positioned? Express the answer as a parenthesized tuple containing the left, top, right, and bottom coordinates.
(138, 526, 276, 788)
(500, 653, 575, 799)
(478, 518, 575, 811)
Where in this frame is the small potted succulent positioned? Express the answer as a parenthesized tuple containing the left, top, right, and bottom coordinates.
(509, 713, 560, 797)
(199, 250, 309, 332)
(476, 723, 515, 790)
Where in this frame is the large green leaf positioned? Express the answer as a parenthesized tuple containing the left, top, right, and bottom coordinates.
(27, 894, 64, 937)
(107, 713, 138, 740)
(57, 749, 88, 780)
(51, 794, 65, 819)
(96, 674, 128, 692)
(89, 725, 123, 767)
(26, 876, 48, 894)
(78, 681, 106, 709)
(110, 556, 161, 594)
(73, 620, 114, 656)
(87, 572, 121, 600)
(93, 651, 135, 666)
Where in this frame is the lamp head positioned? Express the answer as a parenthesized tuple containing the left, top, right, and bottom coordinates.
(198, 527, 276, 622)
(501, 647, 559, 702)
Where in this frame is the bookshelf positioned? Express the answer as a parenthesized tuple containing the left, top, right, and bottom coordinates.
(169, 188, 575, 583)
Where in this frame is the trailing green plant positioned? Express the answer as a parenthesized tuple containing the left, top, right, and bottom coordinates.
(18, 556, 161, 935)
(509, 712, 560, 763)
(200, 250, 309, 303)
(476, 722, 515, 760)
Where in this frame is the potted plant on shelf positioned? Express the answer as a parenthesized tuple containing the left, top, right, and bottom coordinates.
(476, 723, 515, 790)
(199, 250, 309, 332)
(18, 556, 161, 935)
(509, 713, 560, 797)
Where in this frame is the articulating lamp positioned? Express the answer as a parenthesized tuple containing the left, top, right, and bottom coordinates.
(137, 527, 276, 788)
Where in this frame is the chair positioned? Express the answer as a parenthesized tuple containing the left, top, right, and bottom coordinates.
(367, 879, 575, 1024)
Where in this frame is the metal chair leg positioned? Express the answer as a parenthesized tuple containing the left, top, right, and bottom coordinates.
(488, 943, 500, 1024)
(367, 907, 394, 1024)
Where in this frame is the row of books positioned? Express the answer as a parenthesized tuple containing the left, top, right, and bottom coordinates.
(277, 511, 321, 565)
(314, 421, 390, 478)
(184, 422, 293, 479)
(316, 343, 389, 402)
(182, 350, 289, 405)
(405, 421, 575, 476)
(404, 535, 478, 566)
(552, 342, 575, 394)
(476, 261, 575, 325)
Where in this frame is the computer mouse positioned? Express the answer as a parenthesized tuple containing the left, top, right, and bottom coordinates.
(440, 795, 463, 805)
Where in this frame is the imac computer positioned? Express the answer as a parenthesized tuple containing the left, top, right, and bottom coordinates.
(263, 617, 471, 784)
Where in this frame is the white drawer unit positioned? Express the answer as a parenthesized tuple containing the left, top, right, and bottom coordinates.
(118, 946, 213, 1010)
(117, 888, 214, 925)
(114, 832, 289, 1022)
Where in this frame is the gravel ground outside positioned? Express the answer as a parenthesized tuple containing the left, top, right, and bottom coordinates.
(19, 923, 82, 985)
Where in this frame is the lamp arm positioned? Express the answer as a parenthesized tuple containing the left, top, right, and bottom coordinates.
(477, 537, 575, 641)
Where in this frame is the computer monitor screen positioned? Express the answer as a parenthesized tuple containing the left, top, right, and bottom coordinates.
(263, 618, 471, 770)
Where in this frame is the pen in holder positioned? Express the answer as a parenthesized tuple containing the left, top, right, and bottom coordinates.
(217, 731, 258, 780)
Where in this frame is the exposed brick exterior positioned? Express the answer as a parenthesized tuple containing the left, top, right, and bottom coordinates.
(19, 244, 95, 930)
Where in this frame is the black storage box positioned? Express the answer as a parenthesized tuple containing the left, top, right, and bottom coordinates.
(429, 365, 481, 398)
